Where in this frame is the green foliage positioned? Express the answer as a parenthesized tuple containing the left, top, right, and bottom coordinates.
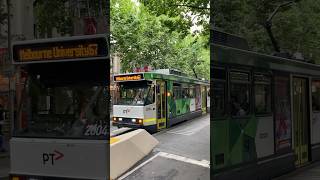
(34, 0, 106, 38)
(140, 0, 210, 36)
(34, 0, 73, 37)
(111, 0, 209, 80)
(213, 0, 320, 63)
(0, 0, 7, 25)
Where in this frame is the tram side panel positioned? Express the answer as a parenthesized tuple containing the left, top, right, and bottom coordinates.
(311, 80, 320, 161)
(167, 81, 205, 127)
(212, 68, 296, 179)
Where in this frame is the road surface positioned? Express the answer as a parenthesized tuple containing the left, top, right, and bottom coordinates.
(115, 114, 210, 180)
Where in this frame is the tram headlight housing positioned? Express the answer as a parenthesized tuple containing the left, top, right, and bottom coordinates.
(118, 118, 123, 121)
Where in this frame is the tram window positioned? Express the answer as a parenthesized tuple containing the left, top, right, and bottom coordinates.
(189, 87, 195, 98)
(255, 84, 271, 114)
(312, 81, 320, 111)
(145, 85, 155, 105)
(37, 95, 50, 114)
(173, 84, 182, 99)
(230, 83, 250, 116)
(117, 81, 154, 106)
(54, 88, 74, 114)
(254, 74, 271, 114)
(213, 82, 225, 116)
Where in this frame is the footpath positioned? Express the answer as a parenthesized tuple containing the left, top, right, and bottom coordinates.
(0, 152, 9, 179)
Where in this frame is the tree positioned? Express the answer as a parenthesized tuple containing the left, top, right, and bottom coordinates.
(0, 0, 7, 26)
(140, 0, 210, 36)
(34, 0, 72, 38)
(213, 0, 320, 63)
(111, 0, 209, 80)
(34, 0, 106, 38)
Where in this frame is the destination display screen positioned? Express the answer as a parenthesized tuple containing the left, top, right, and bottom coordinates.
(12, 36, 107, 63)
(114, 74, 144, 81)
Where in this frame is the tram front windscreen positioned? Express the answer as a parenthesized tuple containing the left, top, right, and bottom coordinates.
(115, 80, 155, 106)
(14, 61, 108, 139)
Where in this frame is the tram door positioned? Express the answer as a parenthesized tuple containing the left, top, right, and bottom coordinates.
(293, 77, 310, 166)
(156, 81, 167, 130)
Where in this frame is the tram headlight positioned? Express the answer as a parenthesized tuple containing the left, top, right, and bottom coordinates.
(113, 117, 117, 121)
(138, 119, 143, 124)
(118, 118, 123, 121)
(132, 119, 136, 123)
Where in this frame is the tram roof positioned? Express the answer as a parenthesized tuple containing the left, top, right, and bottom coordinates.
(212, 43, 320, 77)
(113, 71, 209, 85)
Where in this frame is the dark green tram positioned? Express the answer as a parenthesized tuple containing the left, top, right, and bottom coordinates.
(212, 30, 320, 180)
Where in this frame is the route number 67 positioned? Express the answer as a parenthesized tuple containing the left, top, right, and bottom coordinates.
(84, 124, 108, 136)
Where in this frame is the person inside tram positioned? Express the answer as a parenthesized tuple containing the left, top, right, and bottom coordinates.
(231, 96, 246, 116)
(69, 89, 90, 136)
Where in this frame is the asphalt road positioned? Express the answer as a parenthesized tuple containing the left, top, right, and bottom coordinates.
(273, 161, 320, 180)
(117, 114, 210, 180)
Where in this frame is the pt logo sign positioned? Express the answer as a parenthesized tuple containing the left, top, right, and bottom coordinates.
(123, 108, 131, 114)
(43, 150, 64, 165)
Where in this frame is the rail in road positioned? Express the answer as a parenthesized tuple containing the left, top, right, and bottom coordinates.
(114, 114, 210, 180)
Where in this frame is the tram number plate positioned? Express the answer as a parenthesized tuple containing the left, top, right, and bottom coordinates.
(84, 124, 108, 136)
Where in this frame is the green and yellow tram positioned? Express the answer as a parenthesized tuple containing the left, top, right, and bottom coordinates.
(112, 69, 210, 133)
(212, 30, 320, 179)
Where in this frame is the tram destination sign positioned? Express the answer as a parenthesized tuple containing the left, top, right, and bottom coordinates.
(114, 74, 144, 81)
(12, 35, 108, 64)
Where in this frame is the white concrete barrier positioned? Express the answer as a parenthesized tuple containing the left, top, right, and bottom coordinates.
(110, 127, 132, 137)
(110, 129, 159, 180)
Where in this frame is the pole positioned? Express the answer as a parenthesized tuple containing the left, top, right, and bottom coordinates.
(265, 1, 294, 53)
(6, 0, 14, 135)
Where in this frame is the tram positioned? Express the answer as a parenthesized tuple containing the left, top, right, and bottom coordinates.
(112, 69, 210, 133)
(9, 35, 109, 180)
(211, 30, 320, 180)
